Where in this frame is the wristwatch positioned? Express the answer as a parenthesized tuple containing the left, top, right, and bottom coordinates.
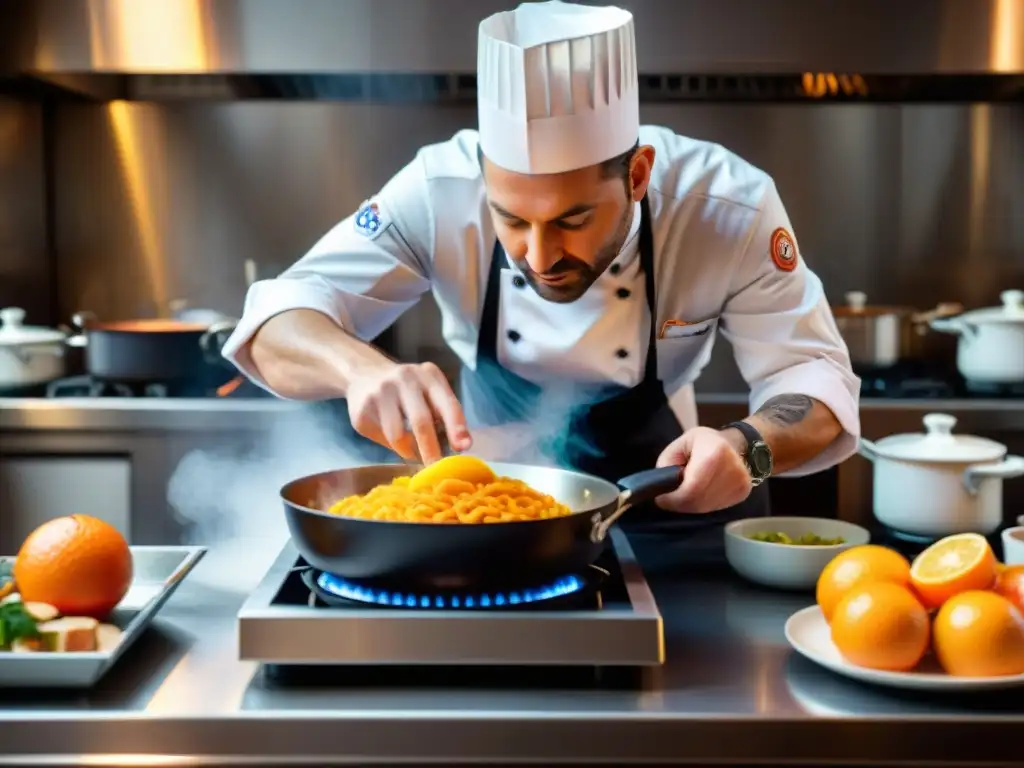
(721, 421, 773, 486)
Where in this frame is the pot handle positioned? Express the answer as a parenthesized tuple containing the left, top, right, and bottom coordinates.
(929, 316, 977, 340)
(962, 455, 1024, 496)
(64, 310, 97, 348)
(857, 437, 880, 462)
(590, 466, 684, 542)
(199, 320, 239, 367)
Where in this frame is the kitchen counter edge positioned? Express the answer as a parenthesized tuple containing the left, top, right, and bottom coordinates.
(4, 395, 1024, 432)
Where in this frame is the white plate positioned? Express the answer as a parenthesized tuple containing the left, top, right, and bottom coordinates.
(784, 605, 1024, 692)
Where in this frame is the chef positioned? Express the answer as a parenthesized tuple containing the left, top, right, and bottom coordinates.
(222, 0, 861, 558)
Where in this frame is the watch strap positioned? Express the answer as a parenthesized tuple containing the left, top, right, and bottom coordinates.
(721, 420, 771, 485)
(721, 420, 764, 451)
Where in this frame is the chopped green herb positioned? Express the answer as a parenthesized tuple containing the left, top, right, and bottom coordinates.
(0, 599, 40, 650)
(747, 531, 846, 546)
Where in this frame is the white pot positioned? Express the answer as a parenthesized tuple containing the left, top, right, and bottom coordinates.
(1003, 519, 1024, 566)
(858, 413, 1024, 538)
(930, 290, 1024, 383)
(0, 307, 68, 389)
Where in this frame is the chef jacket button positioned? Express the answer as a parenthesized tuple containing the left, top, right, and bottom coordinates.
(615, 348, 629, 358)
(616, 287, 631, 299)
(512, 275, 526, 288)
(609, 263, 621, 275)
(507, 330, 521, 343)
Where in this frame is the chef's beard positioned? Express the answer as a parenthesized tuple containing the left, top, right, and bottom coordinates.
(512, 203, 634, 304)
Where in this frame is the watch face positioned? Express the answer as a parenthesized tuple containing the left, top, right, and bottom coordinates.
(750, 441, 773, 477)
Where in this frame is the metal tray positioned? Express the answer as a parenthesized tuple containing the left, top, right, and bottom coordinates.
(0, 545, 206, 688)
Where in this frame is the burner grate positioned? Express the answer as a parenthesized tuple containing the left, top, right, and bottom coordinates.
(46, 375, 172, 398)
(41, 373, 264, 399)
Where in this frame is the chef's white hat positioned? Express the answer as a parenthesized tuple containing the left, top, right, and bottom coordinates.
(477, 0, 639, 175)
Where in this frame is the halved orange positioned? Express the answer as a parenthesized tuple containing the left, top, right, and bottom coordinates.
(909, 533, 998, 610)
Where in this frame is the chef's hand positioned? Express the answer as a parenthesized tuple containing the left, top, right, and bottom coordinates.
(346, 361, 472, 464)
(653, 427, 752, 514)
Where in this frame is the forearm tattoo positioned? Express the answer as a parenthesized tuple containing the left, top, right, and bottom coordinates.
(755, 394, 813, 427)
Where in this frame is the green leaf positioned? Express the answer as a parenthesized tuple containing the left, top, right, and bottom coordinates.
(0, 600, 39, 650)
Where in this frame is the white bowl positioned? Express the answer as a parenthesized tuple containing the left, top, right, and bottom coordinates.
(1003, 526, 1024, 566)
(724, 517, 872, 591)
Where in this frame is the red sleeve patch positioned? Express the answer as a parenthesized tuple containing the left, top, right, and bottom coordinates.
(769, 227, 797, 272)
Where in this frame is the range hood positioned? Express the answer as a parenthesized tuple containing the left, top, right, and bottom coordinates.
(2, 0, 1023, 102)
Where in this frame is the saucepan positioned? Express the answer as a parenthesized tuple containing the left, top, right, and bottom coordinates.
(280, 461, 683, 589)
(831, 291, 962, 369)
(67, 311, 238, 386)
(858, 413, 1024, 537)
(929, 290, 1024, 384)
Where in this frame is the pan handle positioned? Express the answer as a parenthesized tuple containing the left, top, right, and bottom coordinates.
(591, 465, 684, 542)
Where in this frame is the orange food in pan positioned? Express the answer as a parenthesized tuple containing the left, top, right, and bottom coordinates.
(326, 471, 573, 524)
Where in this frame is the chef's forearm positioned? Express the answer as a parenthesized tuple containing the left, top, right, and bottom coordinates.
(248, 309, 393, 400)
(731, 394, 843, 474)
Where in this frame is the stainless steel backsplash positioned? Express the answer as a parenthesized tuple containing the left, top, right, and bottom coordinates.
(0, 98, 49, 324)
(26, 101, 1024, 390)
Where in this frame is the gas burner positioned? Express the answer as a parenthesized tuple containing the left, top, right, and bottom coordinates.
(855, 361, 960, 399)
(42, 374, 265, 399)
(963, 379, 1024, 398)
(860, 376, 956, 399)
(873, 526, 1004, 559)
(46, 375, 172, 398)
(302, 568, 592, 610)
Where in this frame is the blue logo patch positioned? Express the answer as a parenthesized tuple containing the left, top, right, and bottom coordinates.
(354, 201, 387, 239)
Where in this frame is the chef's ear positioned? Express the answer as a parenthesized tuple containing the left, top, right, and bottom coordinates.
(628, 145, 656, 202)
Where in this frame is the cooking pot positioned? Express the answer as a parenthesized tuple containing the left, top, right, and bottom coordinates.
(68, 311, 237, 386)
(930, 290, 1024, 384)
(831, 291, 962, 368)
(0, 307, 67, 390)
(858, 413, 1024, 538)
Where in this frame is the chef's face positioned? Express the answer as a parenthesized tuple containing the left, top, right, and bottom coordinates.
(482, 144, 655, 303)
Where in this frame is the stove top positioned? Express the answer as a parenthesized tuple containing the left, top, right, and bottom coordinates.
(39, 374, 270, 399)
(857, 361, 1024, 400)
(872, 525, 1008, 561)
(237, 527, 664, 670)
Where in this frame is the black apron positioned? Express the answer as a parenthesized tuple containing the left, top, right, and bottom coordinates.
(460, 196, 770, 571)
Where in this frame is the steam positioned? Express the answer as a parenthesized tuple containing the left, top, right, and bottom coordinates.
(167, 403, 371, 592)
(167, 375, 605, 592)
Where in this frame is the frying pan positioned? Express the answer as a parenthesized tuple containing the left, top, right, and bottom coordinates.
(281, 461, 683, 590)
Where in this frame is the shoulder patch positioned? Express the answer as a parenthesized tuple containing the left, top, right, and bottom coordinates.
(354, 200, 389, 240)
(769, 227, 797, 272)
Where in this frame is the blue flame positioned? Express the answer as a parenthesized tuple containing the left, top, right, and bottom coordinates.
(316, 572, 587, 609)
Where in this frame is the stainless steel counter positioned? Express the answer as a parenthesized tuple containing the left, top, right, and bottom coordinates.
(0, 396, 305, 431)
(0, 543, 1020, 767)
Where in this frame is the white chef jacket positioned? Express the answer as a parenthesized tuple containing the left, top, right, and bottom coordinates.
(223, 125, 861, 477)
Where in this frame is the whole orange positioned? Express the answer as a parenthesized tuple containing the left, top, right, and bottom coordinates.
(993, 565, 1024, 615)
(13, 515, 133, 619)
(830, 581, 931, 672)
(933, 590, 1024, 677)
(816, 545, 912, 622)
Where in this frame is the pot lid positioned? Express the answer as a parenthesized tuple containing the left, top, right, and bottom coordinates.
(958, 290, 1024, 324)
(0, 307, 66, 345)
(872, 413, 1006, 463)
